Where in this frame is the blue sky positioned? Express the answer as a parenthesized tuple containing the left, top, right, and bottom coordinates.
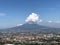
(0, 0, 60, 28)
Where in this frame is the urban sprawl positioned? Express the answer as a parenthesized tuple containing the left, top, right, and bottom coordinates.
(0, 30, 60, 45)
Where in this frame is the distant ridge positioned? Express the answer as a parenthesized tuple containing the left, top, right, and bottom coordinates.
(1, 22, 60, 34)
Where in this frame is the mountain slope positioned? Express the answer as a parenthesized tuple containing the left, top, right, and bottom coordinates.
(10, 23, 49, 30)
(2, 22, 59, 34)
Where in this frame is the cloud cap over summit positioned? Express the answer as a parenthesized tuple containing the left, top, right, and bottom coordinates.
(25, 13, 42, 24)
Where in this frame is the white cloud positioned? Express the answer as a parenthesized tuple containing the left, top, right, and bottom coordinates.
(25, 13, 42, 23)
(48, 20, 60, 24)
(0, 13, 6, 16)
(48, 21, 52, 23)
(17, 24, 23, 26)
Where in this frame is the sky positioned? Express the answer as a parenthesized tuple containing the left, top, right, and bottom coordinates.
(0, 0, 60, 28)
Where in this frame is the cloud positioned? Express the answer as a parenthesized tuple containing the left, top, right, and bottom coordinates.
(17, 24, 23, 26)
(48, 20, 60, 23)
(25, 13, 42, 23)
(0, 13, 6, 16)
(48, 21, 52, 23)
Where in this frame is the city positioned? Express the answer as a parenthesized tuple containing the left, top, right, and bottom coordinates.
(0, 30, 60, 45)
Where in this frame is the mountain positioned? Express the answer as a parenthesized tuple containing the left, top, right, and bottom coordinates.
(9, 23, 48, 30)
(6, 23, 51, 32)
(2, 22, 60, 34)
